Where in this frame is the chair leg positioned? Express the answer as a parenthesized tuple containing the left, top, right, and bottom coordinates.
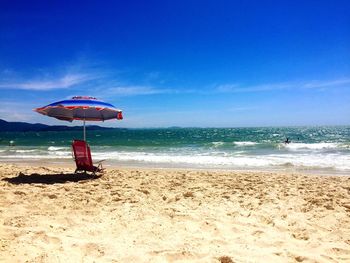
(97, 163, 104, 174)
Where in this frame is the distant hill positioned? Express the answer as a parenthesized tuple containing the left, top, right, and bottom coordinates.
(0, 119, 113, 132)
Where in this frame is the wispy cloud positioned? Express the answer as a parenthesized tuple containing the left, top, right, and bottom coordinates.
(216, 83, 290, 93)
(105, 85, 178, 96)
(0, 73, 95, 91)
(101, 77, 350, 97)
(301, 79, 350, 89)
(0, 58, 190, 96)
(216, 78, 350, 93)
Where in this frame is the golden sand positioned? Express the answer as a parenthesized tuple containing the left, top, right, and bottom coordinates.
(0, 163, 350, 262)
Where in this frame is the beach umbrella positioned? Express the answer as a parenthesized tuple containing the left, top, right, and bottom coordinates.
(34, 96, 123, 141)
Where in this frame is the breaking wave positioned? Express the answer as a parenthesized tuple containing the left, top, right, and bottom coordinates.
(233, 141, 258, 146)
(282, 142, 341, 150)
(90, 151, 350, 171)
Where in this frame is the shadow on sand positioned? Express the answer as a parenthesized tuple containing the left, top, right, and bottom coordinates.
(2, 172, 100, 185)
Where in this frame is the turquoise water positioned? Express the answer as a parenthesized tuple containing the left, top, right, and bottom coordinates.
(0, 126, 349, 173)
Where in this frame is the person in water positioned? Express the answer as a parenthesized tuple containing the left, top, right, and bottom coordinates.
(284, 137, 291, 144)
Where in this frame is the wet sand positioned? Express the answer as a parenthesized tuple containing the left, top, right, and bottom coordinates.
(1, 163, 350, 262)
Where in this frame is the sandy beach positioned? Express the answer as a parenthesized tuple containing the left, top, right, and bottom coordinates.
(0, 163, 350, 263)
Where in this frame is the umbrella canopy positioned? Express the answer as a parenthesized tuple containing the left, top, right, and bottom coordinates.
(35, 96, 123, 122)
(34, 96, 123, 140)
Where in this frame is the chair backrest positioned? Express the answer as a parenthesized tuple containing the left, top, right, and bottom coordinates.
(72, 140, 93, 170)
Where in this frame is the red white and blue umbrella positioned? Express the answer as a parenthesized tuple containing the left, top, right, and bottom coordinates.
(34, 96, 123, 140)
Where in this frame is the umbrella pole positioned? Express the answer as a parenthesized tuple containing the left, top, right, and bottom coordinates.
(83, 119, 86, 141)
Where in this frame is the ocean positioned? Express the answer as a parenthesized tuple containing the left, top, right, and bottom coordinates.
(0, 126, 349, 174)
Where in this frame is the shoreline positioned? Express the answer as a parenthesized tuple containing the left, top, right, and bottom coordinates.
(1, 158, 349, 177)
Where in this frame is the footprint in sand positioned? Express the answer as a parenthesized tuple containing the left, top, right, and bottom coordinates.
(327, 247, 350, 256)
(3, 216, 26, 228)
(164, 251, 206, 262)
(286, 252, 312, 262)
(320, 254, 338, 263)
(294, 255, 307, 262)
(291, 229, 310, 241)
(218, 256, 235, 263)
(251, 230, 264, 237)
(83, 242, 105, 257)
(32, 231, 61, 245)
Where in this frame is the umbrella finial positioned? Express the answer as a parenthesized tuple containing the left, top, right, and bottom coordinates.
(72, 96, 97, 100)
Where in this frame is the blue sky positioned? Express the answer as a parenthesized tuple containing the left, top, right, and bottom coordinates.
(0, 0, 349, 127)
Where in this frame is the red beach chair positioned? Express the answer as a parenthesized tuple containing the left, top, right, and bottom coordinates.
(71, 140, 104, 175)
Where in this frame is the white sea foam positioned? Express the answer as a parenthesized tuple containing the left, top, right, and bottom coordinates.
(212, 141, 225, 147)
(233, 141, 257, 146)
(283, 142, 340, 150)
(48, 146, 68, 151)
(91, 151, 350, 171)
(0, 147, 71, 158)
(15, 149, 37, 153)
(268, 153, 350, 171)
(93, 151, 273, 167)
(0, 154, 71, 159)
(48, 151, 71, 156)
